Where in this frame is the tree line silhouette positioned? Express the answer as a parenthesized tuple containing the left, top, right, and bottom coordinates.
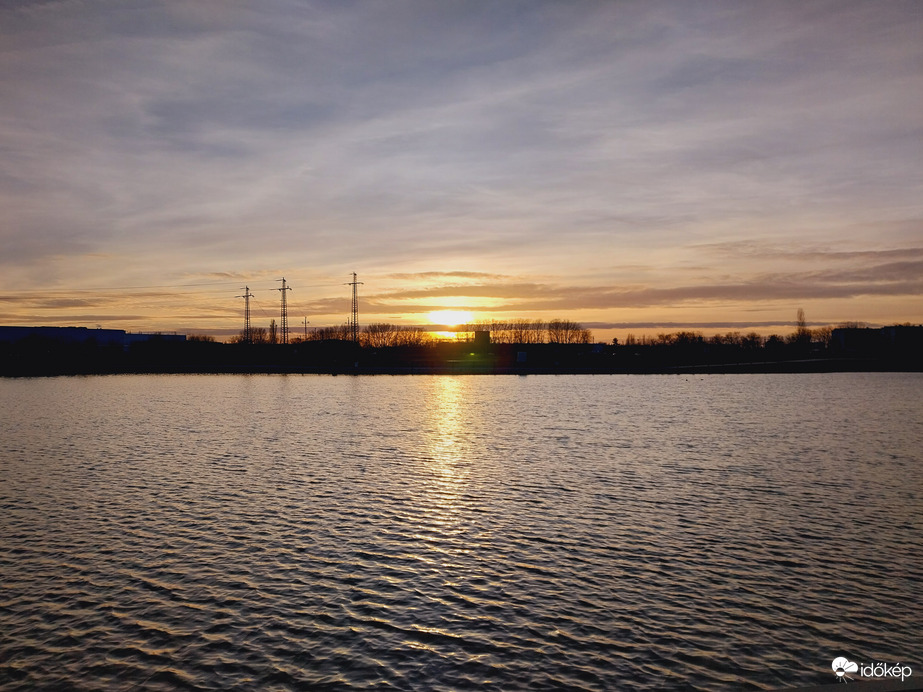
(617, 314, 881, 353)
(230, 318, 593, 346)
(3, 310, 920, 375)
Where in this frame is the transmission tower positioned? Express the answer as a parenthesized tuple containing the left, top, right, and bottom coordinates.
(236, 286, 254, 344)
(277, 277, 292, 344)
(346, 272, 363, 343)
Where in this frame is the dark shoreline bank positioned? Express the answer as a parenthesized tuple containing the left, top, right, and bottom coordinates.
(3, 357, 918, 378)
(3, 334, 921, 377)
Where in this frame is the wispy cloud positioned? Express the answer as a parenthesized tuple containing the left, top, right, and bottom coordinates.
(1, 0, 921, 335)
(385, 271, 508, 282)
(292, 254, 923, 317)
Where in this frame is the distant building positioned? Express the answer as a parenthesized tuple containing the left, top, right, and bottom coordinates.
(830, 325, 923, 357)
(880, 325, 923, 352)
(0, 326, 185, 347)
(829, 327, 880, 354)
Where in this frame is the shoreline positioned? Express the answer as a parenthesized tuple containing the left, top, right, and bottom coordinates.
(3, 358, 919, 377)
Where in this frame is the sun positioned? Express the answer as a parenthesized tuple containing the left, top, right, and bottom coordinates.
(428, 310, 473, 327)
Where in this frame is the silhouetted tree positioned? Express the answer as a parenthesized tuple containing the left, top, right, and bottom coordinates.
(673, 331, 703, 346)
(461, 317, 589, 344)
(789, 308, 812, 346)
(530, 319, 548, 344)
(813, 326, 833, 349)
(363, 323, 399, 348)
(741, 332, 763, 349)
(710, 331, 742, 347)
(398, 326, 432, 346)
(655, 332, 675, 345)
(765, 334, 785, 351)
(309, 324, 349, 341)
(361, 323, 433, 348)
(510, 319, 531, 344)
(548, 319, 591, 344)
(497, 319, 547, 344)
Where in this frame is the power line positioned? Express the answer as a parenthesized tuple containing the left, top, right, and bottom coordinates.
(21, 280, 241, 292)
(0, 280, 346, 297)
(250, 295, 273, 319)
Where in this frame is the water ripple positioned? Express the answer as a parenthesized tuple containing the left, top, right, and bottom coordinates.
(1, 373, 921, 690)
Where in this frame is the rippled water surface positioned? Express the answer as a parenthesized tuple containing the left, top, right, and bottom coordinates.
(1, 374, 921, 690)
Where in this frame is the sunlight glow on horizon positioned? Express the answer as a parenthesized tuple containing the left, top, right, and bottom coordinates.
(428, 310, 473, 327)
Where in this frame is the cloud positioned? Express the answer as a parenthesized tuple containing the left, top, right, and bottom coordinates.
(586, 321, 813, 331)
(0, 312, 149, 325)
(697, 241, 923, 264)
(385, 271, 508, 281)
(0, 1, 921, 331)
(288, 255, 923, 318)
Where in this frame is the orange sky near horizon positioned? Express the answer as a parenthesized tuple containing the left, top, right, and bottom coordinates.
(2, 259, 918, 345)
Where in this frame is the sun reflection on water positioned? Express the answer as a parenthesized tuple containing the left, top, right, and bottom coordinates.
(420, 377, 472, 527)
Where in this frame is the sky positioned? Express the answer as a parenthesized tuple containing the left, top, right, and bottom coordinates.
(1, 0, 921, 342)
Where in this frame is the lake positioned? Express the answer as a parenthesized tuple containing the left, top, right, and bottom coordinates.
(1, 373, 921, 690)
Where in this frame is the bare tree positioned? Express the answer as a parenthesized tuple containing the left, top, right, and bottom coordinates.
(529, 319, 547, 344)
(363, 323, 398, 348)
(741, 332, 763, 349)
(655, 332, 675, 345)
(361, 323, 434, 348)
(396, 326, 432, 347)
(813, 325, 833, 348)
(307, 325, 345, 341)
(548, 319, 591, 344)
(460, 317, 589, 344)
(507, 318, 547, 344)
(485, 320, 511, 344)
(724, 331, 743, 347)
(790, 308, 812, 345)
(765, 334, 785, 350)
(510, 318, 530, 344)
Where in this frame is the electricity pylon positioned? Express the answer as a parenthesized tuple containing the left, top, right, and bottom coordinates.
(236, 286, 254, 344)
(346, 272, 363, 343)
(277, 277, 292, 344)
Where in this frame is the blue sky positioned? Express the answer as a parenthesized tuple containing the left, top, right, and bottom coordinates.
(1, 0, 921, 340)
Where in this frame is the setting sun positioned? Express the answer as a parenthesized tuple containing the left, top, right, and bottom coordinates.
(428, 310, 473, 327)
